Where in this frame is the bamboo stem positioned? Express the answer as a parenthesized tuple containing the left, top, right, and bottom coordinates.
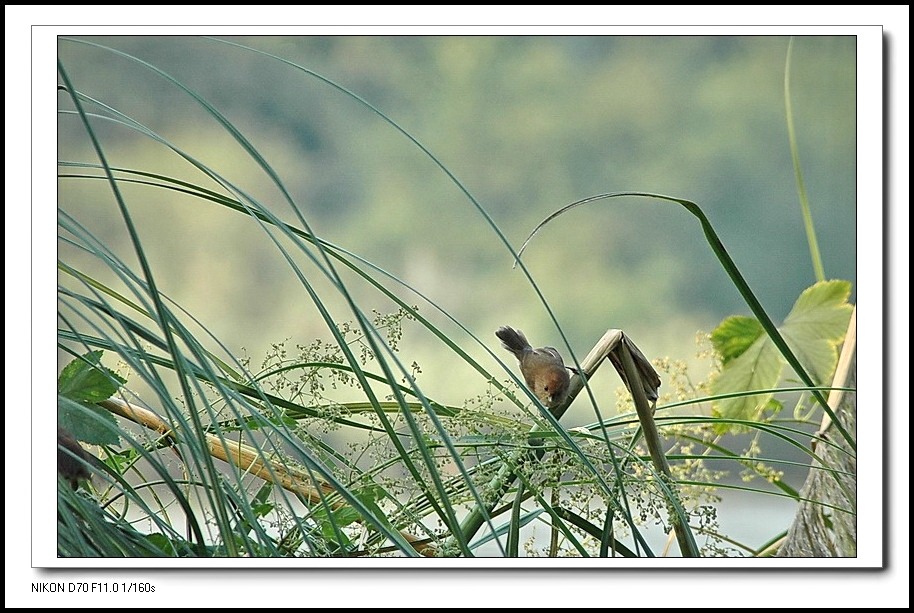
(98, 397, 437, 556)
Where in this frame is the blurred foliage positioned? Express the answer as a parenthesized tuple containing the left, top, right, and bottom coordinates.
(57, 34, 856, 407)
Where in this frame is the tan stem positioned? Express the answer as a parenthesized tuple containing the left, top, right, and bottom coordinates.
(98, 397, 437, 556)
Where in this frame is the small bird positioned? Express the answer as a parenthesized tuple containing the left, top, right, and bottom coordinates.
(496, 326, 572, 410)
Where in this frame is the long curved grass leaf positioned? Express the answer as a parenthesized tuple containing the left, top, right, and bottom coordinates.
(515, 191, 854, 452)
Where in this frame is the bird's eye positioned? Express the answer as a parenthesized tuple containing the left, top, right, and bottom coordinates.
(544, 385, 549, 391)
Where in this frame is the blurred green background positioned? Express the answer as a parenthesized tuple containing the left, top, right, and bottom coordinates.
(58, 35, 856, 425)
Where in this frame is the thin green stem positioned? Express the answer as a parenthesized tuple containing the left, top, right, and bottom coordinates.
(785, 37, 826, 282)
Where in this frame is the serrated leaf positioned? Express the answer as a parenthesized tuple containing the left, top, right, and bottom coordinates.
(712, 280, 853, 428)
(58, 351, 125, 404)
(57, 352, 124, 445)
(58, 396, 121, 446)
(779, 280, 853, 384)
(710, 316, 765, 364)
(711, 336, 785, 431)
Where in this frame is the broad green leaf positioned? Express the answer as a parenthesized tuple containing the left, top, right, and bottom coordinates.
(57, 352, 125, 446)
(711, 336, 785, 430)
(779, 280, 854, 384)
(710, 316, 765, 364)
(58, 396, 121, 446)
(57, 350, 125, 404)
(712, 280, 853, 428)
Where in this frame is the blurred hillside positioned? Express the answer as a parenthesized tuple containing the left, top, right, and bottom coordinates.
(57, 35, 856, 418)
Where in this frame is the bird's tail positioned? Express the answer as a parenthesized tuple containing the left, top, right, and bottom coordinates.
(495, 326, 532, 358)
